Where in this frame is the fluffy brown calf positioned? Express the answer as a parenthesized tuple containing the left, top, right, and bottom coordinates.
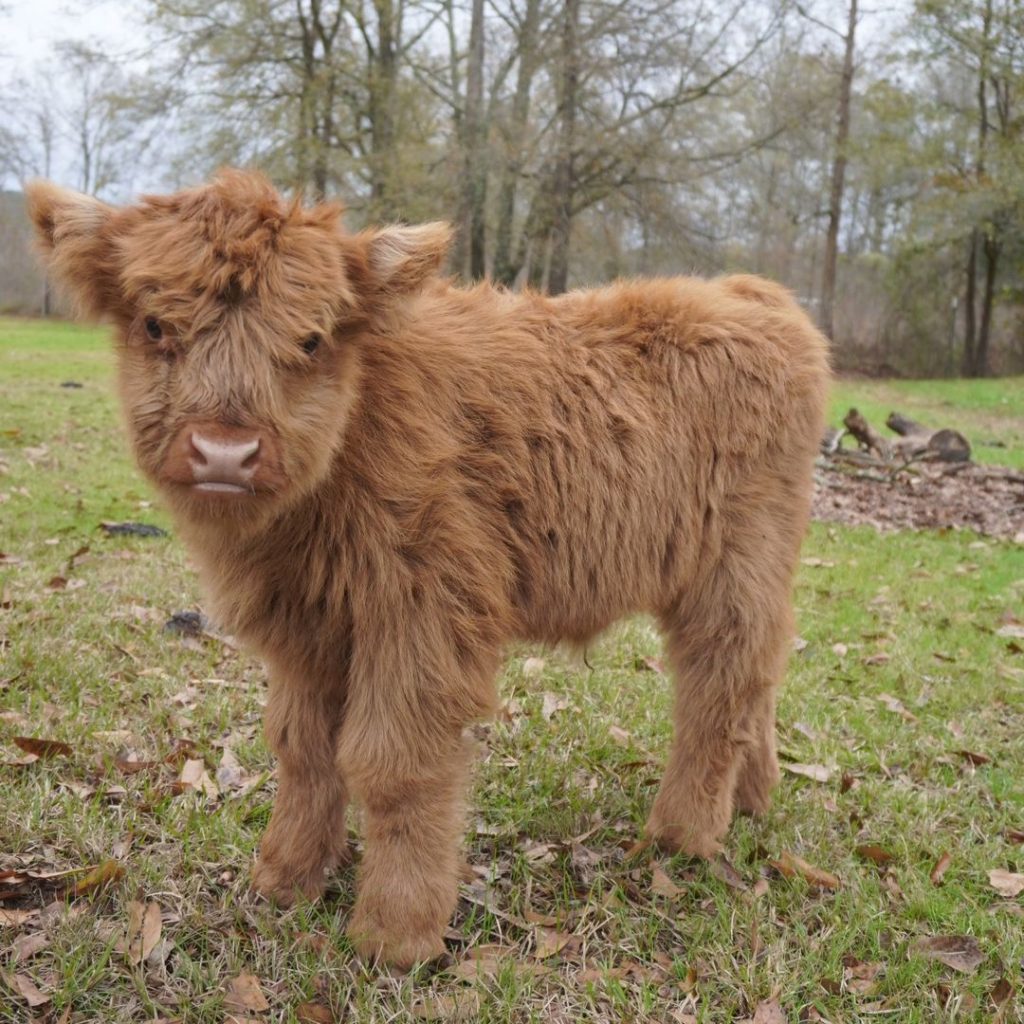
(27, 171, 829, 968)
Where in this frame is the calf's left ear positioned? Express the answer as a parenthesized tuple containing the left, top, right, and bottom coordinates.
(361, 222, 453, 295)
(24, 181, 120, 318)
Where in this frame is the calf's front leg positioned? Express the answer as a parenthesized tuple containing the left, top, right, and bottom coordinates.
(340, 719, 472, 970)
(252, 668, 349, 905)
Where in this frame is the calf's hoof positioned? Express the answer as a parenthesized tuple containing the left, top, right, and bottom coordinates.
(645, 812, 725, 860)
(347, 911, 446, 971)
(251, 858, 327, 907)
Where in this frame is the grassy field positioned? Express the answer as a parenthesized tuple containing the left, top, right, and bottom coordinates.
(1, 316, 1022, 1023)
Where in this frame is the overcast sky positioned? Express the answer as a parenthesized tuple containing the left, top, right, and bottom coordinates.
(2, 0, 138, 65)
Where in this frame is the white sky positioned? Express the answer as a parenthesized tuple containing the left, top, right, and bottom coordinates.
(2, 0, 139, 65)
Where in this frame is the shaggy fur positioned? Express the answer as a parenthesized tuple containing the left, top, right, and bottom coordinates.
(26, 170, 829, 969)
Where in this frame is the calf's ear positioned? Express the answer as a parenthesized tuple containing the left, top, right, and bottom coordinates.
(362, 222, 453, 294)
(24, 181, 120, 318)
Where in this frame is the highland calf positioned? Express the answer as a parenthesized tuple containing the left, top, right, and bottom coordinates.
(27, 171, 829, 968)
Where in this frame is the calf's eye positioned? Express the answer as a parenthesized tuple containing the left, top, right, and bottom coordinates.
(144, 317, 163, 341)
(302, 334, 322, 356)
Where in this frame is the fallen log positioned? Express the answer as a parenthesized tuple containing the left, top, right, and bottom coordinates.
(885, 410, 971, 463)
(843, 408, 891, 460)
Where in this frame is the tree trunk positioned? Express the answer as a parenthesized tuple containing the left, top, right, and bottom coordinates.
(492, 0, 542, 287)
(547, 0, 580, 295)
(976, 234, 999, 376)
(963, 0, 992, 378)
(370, 0, 399, 219)
(962, 230, 979, 375)
(454, 0, 487, 279)
(820, 0, 857, 341)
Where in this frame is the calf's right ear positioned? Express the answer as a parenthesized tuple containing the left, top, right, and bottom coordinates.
(24, 181, 120, 318)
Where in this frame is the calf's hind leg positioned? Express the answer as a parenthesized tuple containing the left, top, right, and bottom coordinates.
(646, 522, 796, 857)
(252, 669, 349, 905)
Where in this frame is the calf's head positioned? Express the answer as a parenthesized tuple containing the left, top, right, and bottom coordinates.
(26, 170, 451, 528)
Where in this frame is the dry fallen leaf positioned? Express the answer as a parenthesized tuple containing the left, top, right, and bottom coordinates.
(411, 992, 482, 1021)
(930, 851, 953, 886)
(877, 693, 916, 721)
(224, 973, 270, 1014)
(522, 656, 545, 678)
(990, 977, 1014, 1011)
(608, 724, 631, 745)
(855, 844, 894, 867)
(958, 749, 992, 766)
(540, 692, 569, 720)
(295, 999, 334, 1023)
(533, 926, 574, 959)
(12, 932, 51, 962)
(911, 935, 984, 974)
(711, 855, 748, 891)
(783, 762, 833, 783)
(650, 862, 684, 899)
(988, 869, 1024, 898)
(13, 736, 72, 758)
(770, 850, 840, 890)
(120, 900, 162, 964)
(738, 998, 787, 1024)
(179, 758, 220, 800)
(0, 909, 38, 927)
(9, 973, 50, 1008)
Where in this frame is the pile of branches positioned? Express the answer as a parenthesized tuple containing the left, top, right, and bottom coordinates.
(813, 409, 1024, 540)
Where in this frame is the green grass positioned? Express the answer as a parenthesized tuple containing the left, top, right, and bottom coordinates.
(2, 317, 1023, 1023)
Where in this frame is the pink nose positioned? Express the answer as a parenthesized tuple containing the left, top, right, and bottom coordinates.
(189, 432, 261, 490)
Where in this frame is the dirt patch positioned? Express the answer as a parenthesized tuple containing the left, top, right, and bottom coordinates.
(812, 460, 1024, 540)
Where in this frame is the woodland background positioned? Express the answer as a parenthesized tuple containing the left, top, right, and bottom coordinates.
(1, 0, 1022, 377)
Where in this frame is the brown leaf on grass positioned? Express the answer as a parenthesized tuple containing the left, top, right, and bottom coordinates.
(863, 653, 891, 667)
(69, 859, 124, 898)
(990, 978, 1014, 1011)
(451, 944, 517, 980)
(411, 992, 482, 1021)
(988, 869, 1024, 898)
(178, 758, 219, 800)
(224, 973, 270, 1014)
(855, 844, 894, 867)
(1006, 829, 1024, 844)
(215, 747, 251, 791)
(769, 850, 840, 890)
(745, 999, 787, 1024)
(521, 656, 545, 677)
(8, 972, 50, 1007)
(46, 575, 68, 590)
(638, 656, 665, 674)
(930, 851, 953, 885)
(295, 1000, 334, 1023)
(911, 935, 984, 974)
(13, 736, 72, 758)
(119, 900, 162, 964)
(783, 763, 833, 783)
(711, 856, 748, 891)
(958, 749, 992, 766)
(650, 862, 684, 899)
(0, 909, 38, 927)
(12, 932, 50, 962)
(877, 693, 916, 721)
(540, 692, 569, 720)
(843, 959, 883, 992)
(533, 926, 575, 959)
(608, 724, 631, 745)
